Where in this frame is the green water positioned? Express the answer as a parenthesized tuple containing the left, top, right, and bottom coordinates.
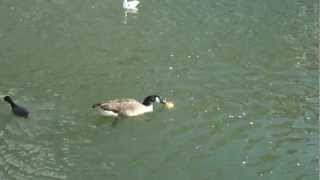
(0, 0, 318, 179)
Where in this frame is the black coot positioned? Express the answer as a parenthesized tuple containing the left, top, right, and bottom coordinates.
(3, 96, 29, 118)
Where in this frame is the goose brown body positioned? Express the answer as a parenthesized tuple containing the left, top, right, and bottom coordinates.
(92, 95, 165, 117)
(93, 99, 153, 117)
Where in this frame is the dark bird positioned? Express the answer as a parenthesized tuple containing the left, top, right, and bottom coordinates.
(3, 96, 29, 118)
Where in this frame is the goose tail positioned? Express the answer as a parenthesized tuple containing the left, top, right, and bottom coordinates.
(92, 103, 101, 108)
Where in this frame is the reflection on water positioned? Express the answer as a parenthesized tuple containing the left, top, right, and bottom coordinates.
(122, 9, 139, 25)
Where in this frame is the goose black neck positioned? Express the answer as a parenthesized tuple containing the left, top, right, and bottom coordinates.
(142, 98, 152, 106)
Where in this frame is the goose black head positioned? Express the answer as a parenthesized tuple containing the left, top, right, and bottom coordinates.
(142, 95, 165, 106)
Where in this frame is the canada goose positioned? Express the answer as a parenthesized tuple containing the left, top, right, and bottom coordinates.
(3, 96, 29, 118)
(92, 95, 165, 117)
(123, 0, 140, 11)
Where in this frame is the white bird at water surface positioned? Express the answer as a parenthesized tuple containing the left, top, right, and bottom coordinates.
(123, 0, 140, 11)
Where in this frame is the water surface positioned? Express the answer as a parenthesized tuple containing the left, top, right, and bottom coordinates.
(0, 0, 318, 179)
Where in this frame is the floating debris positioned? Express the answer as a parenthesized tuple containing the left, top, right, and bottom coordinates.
(164, 101, 174, 109)
(228, 115, 235, 118)
(88, 125, 97, 129)
(194, 145, 202, 150)
(296, 162, 301, 167)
